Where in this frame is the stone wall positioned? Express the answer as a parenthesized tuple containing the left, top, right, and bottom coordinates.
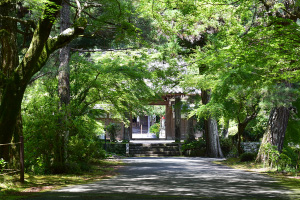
(241, 142, 260, 153)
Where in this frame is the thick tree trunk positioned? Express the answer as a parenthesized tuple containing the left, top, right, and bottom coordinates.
(257, 106, 290, 162)
(206, 118, 224, 158)
(174, 96, 182, 142)
(0, 86, 25, 161)
(0, 0, 84, 163)
(201, 89, 223, 158)
(0, 1, 21, 161)
(56, 0, 70, 166)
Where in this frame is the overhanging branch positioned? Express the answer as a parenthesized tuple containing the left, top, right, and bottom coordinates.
(70, 47, 139, 52)
(0, 14, 36, 29)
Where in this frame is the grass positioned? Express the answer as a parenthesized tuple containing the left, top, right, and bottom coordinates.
(214, 158, 300, 199)
(0, 159, 124, 200)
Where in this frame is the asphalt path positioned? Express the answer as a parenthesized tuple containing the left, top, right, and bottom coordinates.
(23, 157, 298, 200)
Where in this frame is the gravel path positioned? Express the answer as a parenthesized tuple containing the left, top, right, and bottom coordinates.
(23, 157, 298, 200)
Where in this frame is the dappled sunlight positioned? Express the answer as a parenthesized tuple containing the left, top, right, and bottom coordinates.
(34, 157, 299, 200)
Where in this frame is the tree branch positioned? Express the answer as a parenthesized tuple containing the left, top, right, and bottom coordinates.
(115, 0, 122, 18)
(74, 0, 82, 18)
(29, 72, 52, 84)
(70, 47, 139, 52)
(0, 14, 36, 29)
(240, 6, 257, 37)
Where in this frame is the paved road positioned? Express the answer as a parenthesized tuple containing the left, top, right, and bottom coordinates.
(24, 157, 298, 200)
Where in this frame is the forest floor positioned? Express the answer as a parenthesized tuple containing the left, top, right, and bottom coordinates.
(0, 159, 125, 200)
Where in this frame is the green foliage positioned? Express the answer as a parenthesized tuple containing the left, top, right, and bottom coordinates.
(22, 64, 106, 174)
(106, 123, 121, 143)
(278, 152, 292, 172)
(182, 138, 206, 151)
(260, 143, 300, 173)
(285, 97, 300, 145)
(220, 137, 234, 158)
(106, 143, 127, 156)
(260, 143, 280, 168)
(144, 105, 165, 117)
(0, 158, 7, 172)
(182, 138, 206, 157)
(240, 152, 256, 162)
(150, 123, 160, 138)
(279, 146, 300, 173)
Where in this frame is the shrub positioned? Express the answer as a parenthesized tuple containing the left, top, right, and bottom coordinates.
(150, 123, 160, 138)
(281, 146, 298, 169)
(0, 158, 7, 172)
(261, 143, 280, 168)
(240, 152, 256, 162)
(182, 138, 206, 156)
(220, 137, 233, 157)
(181, 138, 206, 151)
(278, 153, 292, 172)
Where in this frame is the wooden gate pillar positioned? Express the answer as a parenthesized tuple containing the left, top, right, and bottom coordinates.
(166, 103, 173, 139)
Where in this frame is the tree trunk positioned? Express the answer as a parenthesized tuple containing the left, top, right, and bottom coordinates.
(186, 116, 195, 143)
(56, 0, 70, 166)
(237, 122, 247, 155)
(0, 0, 85, 164)
(256, 106, 290, 162)
(0, 1, 21, 161)
(222, 120, 229, 138)
(201, 89, 223, 158)
(174, 96, 182, 142)
(123, 112, 131, 141)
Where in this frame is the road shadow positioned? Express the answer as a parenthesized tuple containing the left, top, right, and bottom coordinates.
(23, 157, 298, 200)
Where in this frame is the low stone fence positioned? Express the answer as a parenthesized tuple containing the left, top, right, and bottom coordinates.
(241, 142, 260, 153)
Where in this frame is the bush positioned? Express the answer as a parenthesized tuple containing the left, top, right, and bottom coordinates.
(106, 143, 127, 155)
(278, 153, 292, 172)
(240, 152, 256, 162)
(150, 123, 160, 138)
(22, 93, 106, 174)
(220, 137, 233, 157)
(281, 146, 298, 169)
(0, 158, 7, 172)
(182, 138, 206, 157)
(182, 138, 206, 151)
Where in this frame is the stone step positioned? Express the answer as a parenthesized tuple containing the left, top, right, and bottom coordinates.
(129, 147, 179, 151)
(129, 143, 179, 147)
(129, 150, 180, 154)
(129, 143, 181, 157)
(130, 153, 180, 157)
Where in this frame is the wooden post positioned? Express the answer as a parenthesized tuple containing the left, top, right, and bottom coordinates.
(175, 96, 182, 143)
(129, 112, 133, 140)
(147, 116, 150, 133)
(19, 136, 24, 183)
